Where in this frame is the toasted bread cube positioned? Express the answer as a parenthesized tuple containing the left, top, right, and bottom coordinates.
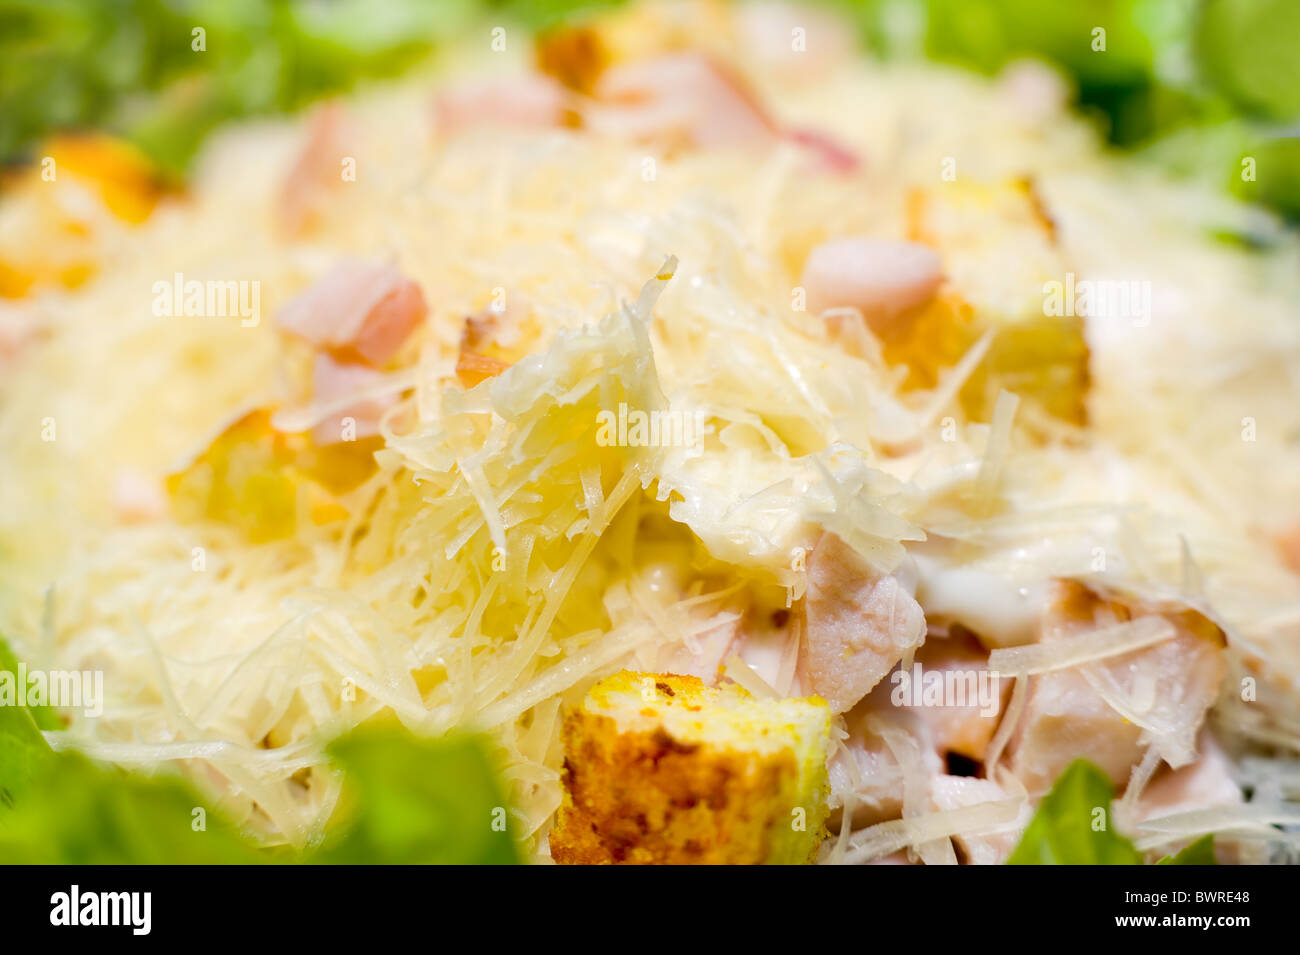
(550, 671, 832, 864)
(897, 179, 1089, 424)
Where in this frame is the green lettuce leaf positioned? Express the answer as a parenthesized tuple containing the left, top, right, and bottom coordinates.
(0, 633, 61, 731)
(0, 658, 519, 863)
(315, 724, 519, 865)
(1158, 833, 1217, 865)
(1007, 760, 1143, 865)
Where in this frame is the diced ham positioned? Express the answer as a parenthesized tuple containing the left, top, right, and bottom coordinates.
(276, 260, 426, 367)
(587, 53, 776, 148)
(801, 532, 927, 713)
(1009, 581, 1227, 796)
(801, 237, 944, 324)
(112, 468, 167, 523)
(435, 74, 569, 135)
(1276, 520, 1300, 574)
(308, 352, 396, 446)
(279, 104, 349, 237)
(929, 774, 1031, 865)
(0, 308, 37, 368)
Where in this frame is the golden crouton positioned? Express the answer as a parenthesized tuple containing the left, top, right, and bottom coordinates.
(166, 409, 379, 541)
(897, 179, 1090, 424)
(549, 671, 832, 865)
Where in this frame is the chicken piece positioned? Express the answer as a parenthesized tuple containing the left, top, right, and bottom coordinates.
(1130, 733, 1241, 825)
(654, 612, 742, 686)
(907, 628, 1010, 764)
(587, 53, 775, 149)
(1125, 733, 1243, 863)
(550, 671, 831, 864)
(278, 104, 350, 237)
(276, 260, 427, 367)
(1012, 668, 1144, 798)
(801, 237, 943, 326)
(434, 74, 569, 135)
(1009, 581, 1227, 796)
(802, 532, 927, 713)
(929, 774, 1031, 865)
(899, 179, 1089, 423)
(830, 703, 942, 828)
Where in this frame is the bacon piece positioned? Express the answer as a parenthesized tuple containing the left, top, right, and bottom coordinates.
(308, 353, 396, 446)
(785, 127, 861, 174)
(1276, 520, 1300, 574)
(588, 53, 776, 148)
(276, 260, 426, 367)
(435, 74, 569, 135)
(279, 104, 349, 237)
(801, 237, 944, 324)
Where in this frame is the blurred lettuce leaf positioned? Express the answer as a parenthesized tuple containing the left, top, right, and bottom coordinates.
(1232, 136, 1300, 219)
(1007, 760, 1143, 865)
(0, 751, 269, 864)
(0, 0, 472, 176)
(0, 646, 519, 863)
(1196, 0, 1300, 120)
(0, 667, 53, 810)
(315, 724, 519, 865)
(0, 633, 61, 731)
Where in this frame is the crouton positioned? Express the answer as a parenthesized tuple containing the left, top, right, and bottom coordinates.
(549, 670, 832, 864)
(899, 179, 1089, 424)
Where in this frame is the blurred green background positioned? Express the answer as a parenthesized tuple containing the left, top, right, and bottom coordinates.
(0, 0, 1297, 215)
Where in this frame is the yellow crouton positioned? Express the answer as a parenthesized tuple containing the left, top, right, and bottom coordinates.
(549, 671, 831, 865)
(897, 179, 1090, 424)
(166, 409, 379, 541)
